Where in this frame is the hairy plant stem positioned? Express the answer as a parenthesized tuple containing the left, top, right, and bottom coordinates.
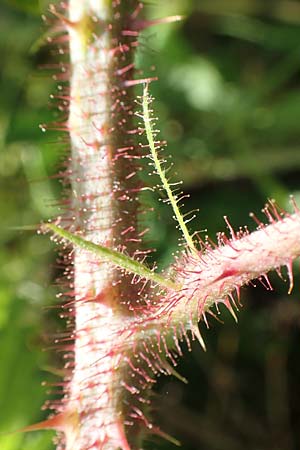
(44, 2, 300, 450)
(64, 1, 146, 449)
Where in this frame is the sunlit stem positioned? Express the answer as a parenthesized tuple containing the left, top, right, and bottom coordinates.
(142, 84, 197, 254)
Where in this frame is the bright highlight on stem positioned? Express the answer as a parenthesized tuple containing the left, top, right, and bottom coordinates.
(45, 223, 178, 291)
(142, 84, 198, 254)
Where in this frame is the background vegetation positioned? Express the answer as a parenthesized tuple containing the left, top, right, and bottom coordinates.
(1, 0, 300, 449)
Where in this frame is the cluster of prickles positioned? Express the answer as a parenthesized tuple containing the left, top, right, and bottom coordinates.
(23, 2, 300, 450)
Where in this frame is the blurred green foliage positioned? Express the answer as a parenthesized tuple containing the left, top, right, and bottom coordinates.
(1, 0, 300, 449)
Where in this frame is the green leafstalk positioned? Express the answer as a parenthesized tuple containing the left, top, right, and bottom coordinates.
(45, 222, 178, 291)
(141, 84, 198, 254)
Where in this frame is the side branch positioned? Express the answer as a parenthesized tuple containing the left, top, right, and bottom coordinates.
(164, 207, 300, 328)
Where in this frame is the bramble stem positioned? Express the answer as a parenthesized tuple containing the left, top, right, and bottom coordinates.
(63, 1, 147, 449)
(44, 2, 300, 449)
